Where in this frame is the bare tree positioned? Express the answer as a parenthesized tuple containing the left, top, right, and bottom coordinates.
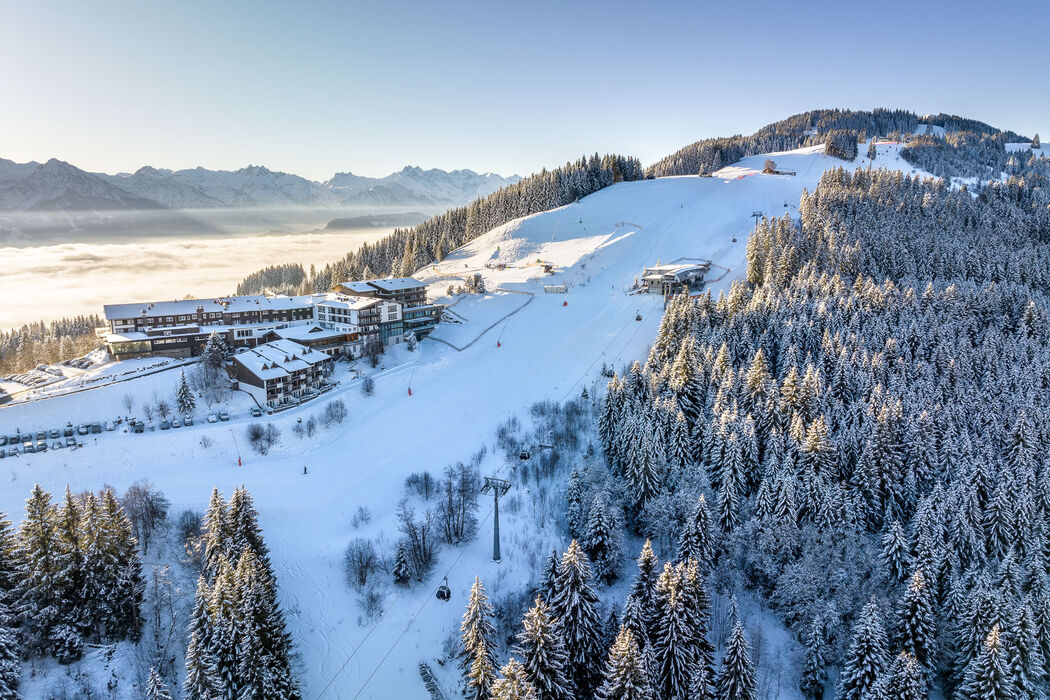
(122, 480, 170, 554)
(396, 502, 438, 581)
(344, 537, 380, 589)
(437, 463, 481, 544)
(122, 393, 135, 414)
(362, 376, 376, 396)
(366, 339, 383, 368)
(156, 400, 172, 420)
(322, 399, 348, 426)
(143, 404, 155, 422)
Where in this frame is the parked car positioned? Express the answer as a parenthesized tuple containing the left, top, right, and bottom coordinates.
(207, 413, 218, 423)
(5, 446, 17, 456)
(23, 441, 34, 453)
(160, 420, 171, 430)
(36, 431, 47, 442)
(183, 415, 194, 426)
(0, 436, 6, 447)
(105, 421, 116, 432)
(7, 434, 18, 446)
(52, 441, 64, 450)
(77, 425, 90, 436)
(36, 441, 47, 452)
(171, 418, 181, 428)
(0, 449, 5, 459)
(90, 423, 103, 434)
(250, 406, 263, 417)
(63, 426, 74, 437)
(219, 411, 230, 421)
(131, 422, 144, 434)
(49, 428, 60, 439)
(66, 436, 77, 447)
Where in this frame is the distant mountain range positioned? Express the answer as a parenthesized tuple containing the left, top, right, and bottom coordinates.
(0, 157, 521, 212)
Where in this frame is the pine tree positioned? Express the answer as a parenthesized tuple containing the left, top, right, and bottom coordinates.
(882, 652, 926, 700)
(880, 519, 911, 583)
(1033, 133, 1041, 149)
(515, 596, 573, 700)
(651, 563, 696, 700)
(676, 495, 714, 566)
(202, 487, 230, 576)
(867, 139, 878, 162)
(716, 621, 757, 700)
(392, 542, 411, 585)
(894, 569, 935, 673)
(837, 598, 888, 700)
(540, 549, 559, 604)
(0, 595, 21, 700)
(549, 541, 603, 695)
(628, 540, 659, 642)
(15, 484, 61, 656)
(598, 626, 654, 700)
(462, 577, 498, 700)
(184, 576, 220, 700)
(491, 658, 538, 700)
(146, 667, 175, 700)
(799, 614, 827, 700)
(959, 625, 1011, 700)
(583, 493, 623, 584)
(176, 370, 196, 414)
(1003, 603, 1045, 700)
(52, 488, 85, 645)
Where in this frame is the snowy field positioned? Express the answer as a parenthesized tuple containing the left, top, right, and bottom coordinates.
(0, 140, 933, 698)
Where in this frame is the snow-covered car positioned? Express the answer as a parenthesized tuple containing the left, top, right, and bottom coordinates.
(36, 431, 47, 442)
(49, 429, 60, 439)
(219, 411, 230, 421)
(77, 424, 90, 436)
(104, 421, 116, 431)
(22, 442, 34, 453)
(35, 441, 47, 452)
(6, 445, 17, 456)
(0, 449, 5, 459)
(0, 436, 6, 446)
(207, 413, 218, 423)
(184, 416, 194, 426)
(90, 423, 103, 434)
(52, 441, 64, 450)
(171, 418, 181, 428)
(250, 407, 263, 417)
(63, 426, 74, 437)
(160, 420, 171, 430)
(65, 436, 76, 447)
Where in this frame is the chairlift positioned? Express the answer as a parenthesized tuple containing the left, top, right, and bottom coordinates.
(436, 577, 451, 602)
(635, 311, 642, 322)
(519, 450, 531, 462)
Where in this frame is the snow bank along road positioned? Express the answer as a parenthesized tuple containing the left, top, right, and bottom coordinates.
(0, 142, 917, 698)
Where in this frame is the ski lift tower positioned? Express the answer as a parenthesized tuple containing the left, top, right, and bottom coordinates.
(482, 476, 512, 563)
(751, 211, 764, 230)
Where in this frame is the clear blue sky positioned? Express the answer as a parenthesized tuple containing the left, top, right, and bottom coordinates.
(1, 0, 1046, 180)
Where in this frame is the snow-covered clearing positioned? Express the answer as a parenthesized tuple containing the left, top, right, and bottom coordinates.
(0, 141, 929, 698)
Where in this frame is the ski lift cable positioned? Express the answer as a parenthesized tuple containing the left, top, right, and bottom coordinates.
(330, 295, 660, 698)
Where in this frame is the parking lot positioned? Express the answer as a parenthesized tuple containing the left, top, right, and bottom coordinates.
(0, 410, 237, 459)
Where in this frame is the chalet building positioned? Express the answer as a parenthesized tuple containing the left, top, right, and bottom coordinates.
(231, 339, 333, 409)
(101, 295, 315, 360)
(257, 324, 356, 357)
(330, 277, 440, 339)
(640, 262, 712, 296)
(315, 295, 401, 351)
(100, 278, 441, 361)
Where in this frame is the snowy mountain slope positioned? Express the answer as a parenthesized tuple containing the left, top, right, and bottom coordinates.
(0, 140, 933, 698)
(0, 158, 166, 211)
(0, 155, 520, 213)
(326, 166, 520, 207)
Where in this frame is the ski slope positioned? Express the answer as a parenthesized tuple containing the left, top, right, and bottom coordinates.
(0, 140, 927, 698)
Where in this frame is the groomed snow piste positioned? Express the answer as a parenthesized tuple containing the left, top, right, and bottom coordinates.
(0, 140, 930, 698)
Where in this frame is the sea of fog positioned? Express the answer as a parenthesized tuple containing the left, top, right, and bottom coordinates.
(0, 227, 394, 331)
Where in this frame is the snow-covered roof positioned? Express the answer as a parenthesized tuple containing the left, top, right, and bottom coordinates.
(269, 325, 349, 342)
(316, 294, 382, 311)
(366, 277, 425, 292)
(103, 295, 314, 321)
(232, 339, 329, 381)
(334, 281, 376, 294)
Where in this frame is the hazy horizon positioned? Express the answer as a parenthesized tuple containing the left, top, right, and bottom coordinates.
(2, 0, 1046, 181)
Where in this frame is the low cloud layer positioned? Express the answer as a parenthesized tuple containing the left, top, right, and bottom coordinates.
(0, 228, 392, 330)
